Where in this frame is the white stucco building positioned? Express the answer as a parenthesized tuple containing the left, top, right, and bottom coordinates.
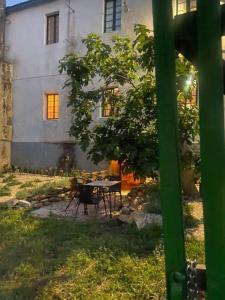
(4, 0, 156, 171)
(4, 0, 209, 172)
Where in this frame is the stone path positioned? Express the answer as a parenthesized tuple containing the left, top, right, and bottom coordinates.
(29, 198, 119, 221)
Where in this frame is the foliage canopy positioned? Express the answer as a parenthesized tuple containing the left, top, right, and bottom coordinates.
(59, 25, 199, 177)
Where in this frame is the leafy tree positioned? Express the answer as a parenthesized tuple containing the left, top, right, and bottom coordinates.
(59, 25, 199, 184)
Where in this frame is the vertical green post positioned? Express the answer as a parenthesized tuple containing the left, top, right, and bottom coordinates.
(197, 0, 225, 298)
(152, 1, 186, 299)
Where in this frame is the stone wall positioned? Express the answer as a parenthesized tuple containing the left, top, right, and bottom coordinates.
(0, 62, 13, 170)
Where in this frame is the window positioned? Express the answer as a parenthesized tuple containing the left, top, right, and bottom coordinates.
(104, 0, 122, 33)
(101, 87, 119, 118)
(176, 0, 196, 15)
(46, 94, 59, 120)
(46, 13, 59, 44)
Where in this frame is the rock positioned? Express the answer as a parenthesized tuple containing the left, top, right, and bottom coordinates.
(137, 191, 144, 197)
(16, 200, 32, 208)
(41, 198, 49, 202)
(55, 188, 66, 193)
(118, 214, 133, 224)
(59, 193, 66, 198)
(29, 207, 51, 218)
(118, 211, 162, 230)
(41, 199, 51, 206)
(131, 198, 140, 208)
(0, 199, 18, 208)
(32, 203, 42, 209)
(131, 212, 162, 230)
(29, 194, 49, 202)
(121, 205, 132, 215)
(10, 199, 20, 207)
(48, 197, 60, 202)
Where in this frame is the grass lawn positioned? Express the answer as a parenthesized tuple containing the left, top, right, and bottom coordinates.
(0, 209, 204, 300)
(0, 173, 70, 202)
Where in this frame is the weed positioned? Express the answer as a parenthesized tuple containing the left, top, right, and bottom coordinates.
(19, 181, 35, 189)
(33, 179, 42, 183)
(0, 185, 11, 197)
(2, 175, 20, 187)
(16, 179, 70, 200)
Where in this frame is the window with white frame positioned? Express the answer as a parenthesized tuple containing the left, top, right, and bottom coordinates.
(46, 12, 59, 44)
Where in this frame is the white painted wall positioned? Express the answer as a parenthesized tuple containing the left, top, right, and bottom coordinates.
(5, 0, 153, 144)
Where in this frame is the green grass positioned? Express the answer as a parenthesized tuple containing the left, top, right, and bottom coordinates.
(0, 209, 204, 299)
(0, 185, 11, 197)
(16, 179, 70, 200)
(2, 175, 21, 187)
(19, 181, 35, 189)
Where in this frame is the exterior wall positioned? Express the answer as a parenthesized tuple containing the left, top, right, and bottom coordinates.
(5, 0, 153, 171)
(12, 141, 108, 172)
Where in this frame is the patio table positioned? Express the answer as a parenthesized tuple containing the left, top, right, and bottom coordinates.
(86, 180, 120, 218)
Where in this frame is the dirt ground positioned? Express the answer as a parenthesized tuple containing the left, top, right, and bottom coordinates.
(0, 173, 64, 203)
(188, 201, 204, 241)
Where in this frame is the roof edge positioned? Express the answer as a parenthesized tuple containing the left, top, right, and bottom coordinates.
(6, 0, 57, 14)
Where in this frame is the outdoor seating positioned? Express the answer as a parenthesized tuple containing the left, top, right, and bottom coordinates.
(74, 184, 107, 217)
(105, 175, 122, 207)
(86, 179, 121, 218)
(65, 178, 81, 212)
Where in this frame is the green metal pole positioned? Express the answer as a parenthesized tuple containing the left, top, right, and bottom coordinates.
(197, 0, 225, 298)
(152, 1, 186, 299)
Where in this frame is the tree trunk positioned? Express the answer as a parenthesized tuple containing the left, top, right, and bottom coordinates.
(181, 168, 199, 198)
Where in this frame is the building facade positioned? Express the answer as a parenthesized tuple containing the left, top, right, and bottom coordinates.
(5, 0, 222, 172)
(4, 0, 155, 172)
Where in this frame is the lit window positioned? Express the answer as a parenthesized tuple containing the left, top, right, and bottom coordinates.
(101, 87, 119, 118)
(190, 86, 198, 106)
(47, 94, 59, 120)
(104, 0, 122, 33)
(46, 13, 59, 44)
(176, 0, 196, 15)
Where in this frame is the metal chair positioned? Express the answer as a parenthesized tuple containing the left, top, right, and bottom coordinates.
(75, 185, 107, 217)
(65, 178, 81, 212)
(106, 175, 122, 208)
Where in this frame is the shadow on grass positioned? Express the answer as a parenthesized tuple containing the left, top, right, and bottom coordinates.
(0, 208, 165, 299)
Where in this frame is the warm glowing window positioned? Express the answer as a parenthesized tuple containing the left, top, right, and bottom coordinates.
(46, 13, 59, 44)
(101, 87, 119, 118)
(47, 94, 59, 120)
(182, 87, 198, 108)
(191, 86, 198, 105)
(176, 0, 196, 15)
